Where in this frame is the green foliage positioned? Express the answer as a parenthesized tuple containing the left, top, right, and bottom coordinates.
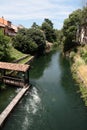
(27, 40, 38, 53)
(81, 7, 87, 24)
(31, 22, 40, 29)
(13, 28, 46, 55)
(44, 18, 53, 28)
(53, 42, 58, 47)
(55, 29, 64, 46)
(9, 47, 27, 61)
(27, 28, 46, 46)
(26, 28, 46, 54)
(81, 50, 87, 63)
(69, 51, 76, 59)
(0, 30, 10, 61)
(63, 9, 82, 52)
(41, 18, 57, 42)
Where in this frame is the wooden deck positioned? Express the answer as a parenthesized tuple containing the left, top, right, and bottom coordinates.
(0, 86, 30, 127)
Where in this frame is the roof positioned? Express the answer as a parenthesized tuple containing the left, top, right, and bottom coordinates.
(0, 17, 18, 32)
(0, 17, 8, 26)
(0, 23, 5, 27)
(0, 62, 30, 72)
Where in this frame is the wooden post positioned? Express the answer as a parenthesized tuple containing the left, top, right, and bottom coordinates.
(27, 69, 29, 84)
(23, 69, 29, 86)
(1, 69, 5, 82)
(22, 72, 25, 86)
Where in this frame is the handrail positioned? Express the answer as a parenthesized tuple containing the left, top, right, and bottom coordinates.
(3, 76, 25, 87)
(3, 76, 24, 82)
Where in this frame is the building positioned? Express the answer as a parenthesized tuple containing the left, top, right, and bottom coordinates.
(18, 24, 25, 29)
(0, 17, 18, 36)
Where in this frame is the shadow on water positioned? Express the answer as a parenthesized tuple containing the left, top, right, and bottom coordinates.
(30, 51, 56, 79)
(0, 85, 17, 114)
(59, 54, 78, 91)
(59, 54, 86, 106)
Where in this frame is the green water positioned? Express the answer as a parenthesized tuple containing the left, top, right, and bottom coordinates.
(0, 85, 17, 114)
(2, 51, 87, 130)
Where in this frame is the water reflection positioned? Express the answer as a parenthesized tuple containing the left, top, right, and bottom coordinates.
(59, 54, 78, 91)
(30, 51, 55, 79)
(0, 85, 16, 113)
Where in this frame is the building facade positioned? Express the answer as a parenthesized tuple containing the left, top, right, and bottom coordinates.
(0, 17, 18, 36)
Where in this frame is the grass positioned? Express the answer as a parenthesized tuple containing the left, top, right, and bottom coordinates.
(9, 47, 27, 61)
(9, 46, 32, 64)
(70, 45, 87, 106)
(71, 63, 87, 106)
(19, 56, 32, 64)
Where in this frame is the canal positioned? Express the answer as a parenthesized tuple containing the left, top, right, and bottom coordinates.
(2, 51, 87, 130)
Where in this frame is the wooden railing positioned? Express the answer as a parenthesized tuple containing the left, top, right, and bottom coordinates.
(2, 76, 25, 87)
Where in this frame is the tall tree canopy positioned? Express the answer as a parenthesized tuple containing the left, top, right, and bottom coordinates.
(63, 9, 82, 52)
(81, 7, 87, 24)
(31, 22, 40, 29)
(13, 28, 46, 55)
(41, 18, 57, 42)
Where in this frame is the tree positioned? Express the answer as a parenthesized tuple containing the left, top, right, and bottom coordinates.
(27, 28, 46, 55)
(81, 7, 87, 24)
(31, 22, 40, 29)
(63, 9, 82, 52)
(41, 19, 57, 42)
(0, 30, 10, 61)
(44, 18, 53, 28)
(13, 28, 46, 55)
(54, 29, 65, 47)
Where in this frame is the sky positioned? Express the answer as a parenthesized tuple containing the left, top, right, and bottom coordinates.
(0, 0, 82, 29)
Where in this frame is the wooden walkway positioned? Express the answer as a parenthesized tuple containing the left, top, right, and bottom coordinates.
(0, 85, 30, 127)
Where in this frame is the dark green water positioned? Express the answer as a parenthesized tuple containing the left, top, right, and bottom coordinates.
(2, 51, 87, 130)
(0, 85, 17, 114)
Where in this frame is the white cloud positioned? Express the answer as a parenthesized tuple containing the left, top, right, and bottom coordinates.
(0, 0, 81, 29)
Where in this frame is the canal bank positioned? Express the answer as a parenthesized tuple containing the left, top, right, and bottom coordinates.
(66, 45, 87, 107)
(2, 50, 87, 130)
(70, 53, 87, 107)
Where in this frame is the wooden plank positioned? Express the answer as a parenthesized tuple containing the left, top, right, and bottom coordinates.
(0, 62, 30, 72)
(0, 86, 29, 127)
(3, 79, 25, 87)
(2, 76, 25, 87)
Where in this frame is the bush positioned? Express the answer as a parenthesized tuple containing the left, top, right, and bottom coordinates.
(69, 51, 75, 59)
(0, 30, 10, 61)
(13, 28, 46, 55)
